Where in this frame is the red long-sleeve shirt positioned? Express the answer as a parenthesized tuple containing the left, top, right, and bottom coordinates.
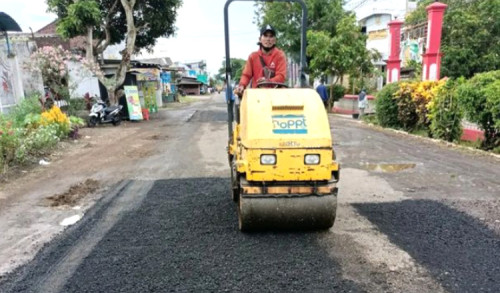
(239, 47, 287, 88)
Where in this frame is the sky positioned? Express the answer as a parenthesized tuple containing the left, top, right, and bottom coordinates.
(2, 0, 262, 76)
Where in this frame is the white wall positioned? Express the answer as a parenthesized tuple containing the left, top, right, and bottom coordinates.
(0, 39, 44, 114)
(67, 61, 101, 99)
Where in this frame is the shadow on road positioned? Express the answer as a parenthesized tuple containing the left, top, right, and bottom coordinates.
(354, 200, 500, 293)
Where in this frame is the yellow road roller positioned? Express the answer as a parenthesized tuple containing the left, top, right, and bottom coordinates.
(224, 0, 340, 231)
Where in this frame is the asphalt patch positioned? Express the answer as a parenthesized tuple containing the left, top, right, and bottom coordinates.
(59, 178, 362, 292)
(189, 110, 227, 122)
(0, 177, 361, 292)
(0, 178, 363, 292)
(354, 200, 500, 293)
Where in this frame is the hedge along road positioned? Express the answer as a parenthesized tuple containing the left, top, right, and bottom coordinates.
(0, 93, 499, 293)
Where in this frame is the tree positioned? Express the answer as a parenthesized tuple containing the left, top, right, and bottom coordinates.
(217, 58, 246, 84)
(405, 0, 500, 79)
(47, 0, 182, 103)
(457, 71, 500, 150)
(255, 0, 377, 102)
(24, 46, 81, 106)
(254, 0, 344, 62)
(306, 14, 377, 109)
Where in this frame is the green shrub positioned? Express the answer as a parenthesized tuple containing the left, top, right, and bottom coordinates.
(7, 94, 42, 128)
(0, 118, 21, 172)
(69, 116, 85, 128)
(40, 106, 71, 138)
(17, 124, 60, 161)
(429, 79, 463, 142)
(23, 113, 42, 130)
(326, 84, 346, 102)
(69, 116, 86, 139)
(482, 79, 500, 147)
(395, 82, 419, 130)
(457, 70, 500, 149)
(67, 98, 87, 116)
(412, 80, 444, 130)
(375, 82, 400, 128)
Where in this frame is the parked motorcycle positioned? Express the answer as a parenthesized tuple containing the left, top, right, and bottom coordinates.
(88, 99, 123, 127)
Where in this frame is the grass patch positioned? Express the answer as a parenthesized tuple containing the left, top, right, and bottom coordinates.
(163, 95, 199, 109)
(457, 139, 483, 149)
(361, 114, 378, 125)
(409, 128, 431, 138)
(180, 95, 198, 103)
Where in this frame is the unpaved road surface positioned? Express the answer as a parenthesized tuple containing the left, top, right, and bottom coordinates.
(0, 93, 499, 292)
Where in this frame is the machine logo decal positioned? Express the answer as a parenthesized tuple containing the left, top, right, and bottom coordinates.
(272, 114, 308, 134)
(279, 141, 301, 147)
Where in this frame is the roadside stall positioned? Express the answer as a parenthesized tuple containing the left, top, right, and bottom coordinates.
(130, 65, 162, 113)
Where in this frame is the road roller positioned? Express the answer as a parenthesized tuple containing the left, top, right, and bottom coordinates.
(224, 0, 340, 231)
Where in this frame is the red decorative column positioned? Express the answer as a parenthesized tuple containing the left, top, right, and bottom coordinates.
(422, 2, 447, 81)
(386, 19, 404, 83)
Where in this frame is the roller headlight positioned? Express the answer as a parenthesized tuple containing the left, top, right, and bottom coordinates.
(260, 154, 276, 165)
(304, 154, 320, 165)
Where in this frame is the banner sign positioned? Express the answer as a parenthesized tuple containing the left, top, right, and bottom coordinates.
(196, 74, 208, 85)
(134, 68, 160, 81)
(124, 86, 143, 120)
(161, 72, 171, 83)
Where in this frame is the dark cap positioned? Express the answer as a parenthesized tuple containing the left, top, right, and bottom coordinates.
(260, 24, 276, 36)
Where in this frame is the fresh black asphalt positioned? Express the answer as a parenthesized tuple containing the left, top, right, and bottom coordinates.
(354, 200, 500, 293)
(0, 178, 362, 292)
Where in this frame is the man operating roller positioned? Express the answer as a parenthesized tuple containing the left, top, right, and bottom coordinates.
(234, 24, 287, 95)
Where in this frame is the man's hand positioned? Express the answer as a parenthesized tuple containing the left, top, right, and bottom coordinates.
(234, 85, 245, 97)
(257, 77, 267, 84)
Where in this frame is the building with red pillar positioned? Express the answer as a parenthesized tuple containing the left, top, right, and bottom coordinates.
(422, 2, 447, 81)
(386, 19, 404, 83)
(344, 0, 419, 89)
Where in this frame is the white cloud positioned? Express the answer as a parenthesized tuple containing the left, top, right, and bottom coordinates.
(2, 1, 56, 32)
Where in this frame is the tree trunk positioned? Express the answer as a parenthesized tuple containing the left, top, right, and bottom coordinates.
(106, 0, 137, 105)
(86, 26, 93, 61)
(327, 75, 340, 112)
(328, 82, 334, 112)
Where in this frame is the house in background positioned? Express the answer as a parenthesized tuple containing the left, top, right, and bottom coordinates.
(177, 76, 203, 96)
(176, 60, 208, 95)
(136, 57, 180, 102)
(344, 0, 419, 89)
(33, 20, 86, 54)
(0, 12, 43, 114)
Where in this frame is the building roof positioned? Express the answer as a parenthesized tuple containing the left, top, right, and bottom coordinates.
(178, 80, 202, 85)
(36, 20, 57, 35)
(177, 76, 202, 86)
(136, 57, 173, 67)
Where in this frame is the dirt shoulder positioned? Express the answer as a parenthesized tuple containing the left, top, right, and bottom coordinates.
(0, 100, 199, 276)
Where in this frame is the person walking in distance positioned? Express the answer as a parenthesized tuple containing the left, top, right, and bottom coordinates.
(316, 79, 328, 110)
(358, 88, 367, 119)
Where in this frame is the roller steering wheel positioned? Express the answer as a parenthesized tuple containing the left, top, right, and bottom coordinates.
(256, 81, 289, 89)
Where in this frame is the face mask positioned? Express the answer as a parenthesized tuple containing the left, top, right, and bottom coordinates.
(261, 44, 275, 53)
